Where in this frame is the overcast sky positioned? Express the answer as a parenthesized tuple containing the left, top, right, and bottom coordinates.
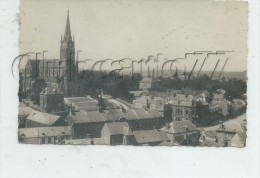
(19, 0, 248, 72)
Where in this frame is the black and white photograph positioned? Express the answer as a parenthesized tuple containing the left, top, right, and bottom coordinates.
(17, 0, 248, 147)
(1, 0, 260, 177)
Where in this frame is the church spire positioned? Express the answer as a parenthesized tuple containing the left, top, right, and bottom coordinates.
(64, 10, 72, 41)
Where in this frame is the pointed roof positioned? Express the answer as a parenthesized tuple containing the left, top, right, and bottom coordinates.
(64, 11, 72, 41)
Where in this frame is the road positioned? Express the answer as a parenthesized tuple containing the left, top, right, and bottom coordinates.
(201, 113, 246, 131)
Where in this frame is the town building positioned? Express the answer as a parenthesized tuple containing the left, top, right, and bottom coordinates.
(230, 132, 246, 148)
(101, 122, 135, 145)
(132, 95, 166, 112)
(64, 138, 106, 145)
(18, 101, 36, 128)
(200, 120, 247, 147)
(133, 129, 170, 146)
(215, 121, 246, 147)
(19, 11, 79, 97)
(159, 120, 199, 145)
(39, 86, 64, 112)
(164, 92, 229, 126)
(18, 126, 72, 144)
(19, 59, 35, 93)
(64, 96, 98, 112)
(66, 108, 166, 139)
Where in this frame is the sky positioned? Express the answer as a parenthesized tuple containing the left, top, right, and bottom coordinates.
(19, 0, 248, 72)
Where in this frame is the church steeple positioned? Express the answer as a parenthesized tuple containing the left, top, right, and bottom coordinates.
(64, 11, 72, 41)
(60, 11, 76, 97)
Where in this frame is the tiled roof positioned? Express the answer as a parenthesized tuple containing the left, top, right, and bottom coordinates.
(218, 122, 245, 133)
(160, 120, 198, 134)
(203, 130, 217, 139)
(104, 122, 133, 135)
(64, 97, 98, 111)
(133, 130, 170, 144)
(18, 126, 71, 138)
(27, 111, 60, 126)
(69, 108, 163, 124)
(18, 106, 35, 117)
(237, 132, 247, 143)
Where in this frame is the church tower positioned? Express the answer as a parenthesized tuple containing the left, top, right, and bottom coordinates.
(60, 11, 76, 96)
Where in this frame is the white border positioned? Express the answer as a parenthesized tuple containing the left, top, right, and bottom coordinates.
(0, 0, 259, 177)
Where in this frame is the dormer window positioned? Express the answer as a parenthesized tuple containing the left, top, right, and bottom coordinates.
(183, 126, 189, 131)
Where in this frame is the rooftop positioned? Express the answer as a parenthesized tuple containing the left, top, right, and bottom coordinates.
(160, 120, 198, 134)
(26, 111, 61, 126)
(217, 121, 246, 133)
(64, 96, 98, 111)
(18, 126, 71, 138)
(68, 108, 163, 124)
(133, 129, 170, 144)
(18, 106, 35, 117)
(103, 122, 133, 135)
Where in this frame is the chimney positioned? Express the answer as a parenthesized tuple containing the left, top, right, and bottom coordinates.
(219, 122, 225, 130)
(165, 122, 170, 130)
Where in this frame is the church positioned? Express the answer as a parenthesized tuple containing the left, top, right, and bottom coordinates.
(20, 12, 79, 97)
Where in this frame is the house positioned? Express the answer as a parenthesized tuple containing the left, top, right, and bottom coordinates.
(39, 86, 64, 112)
(18, 126, 72, 144)
(101, 122, 134, 145)
(18, 102, 36, 128)
(25, 110, 66, 128)
(133, 129, 170, 146)
(160, 120, 200, 145)
(64, 96, 98, 112)
(132, 95, 166, 112)
(209, 99, 231, 117)
(139, 77, 153, 91)
(64, 138, 106, 145)
(199, 130, 224, 147)
(164, 92, 230, 126)
(164, 93, 207, 123)
(66, 108, 166, 139)
(215, 121, 247, 147)
(231, 132, 246, 148)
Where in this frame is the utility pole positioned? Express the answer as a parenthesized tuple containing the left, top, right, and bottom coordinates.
(35, 52, 41, 80)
